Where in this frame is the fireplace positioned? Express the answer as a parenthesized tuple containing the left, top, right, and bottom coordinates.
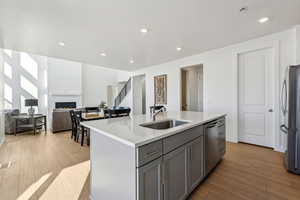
(55, 102, 76, 109)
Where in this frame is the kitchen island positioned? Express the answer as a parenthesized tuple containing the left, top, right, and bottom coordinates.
(81, 111, 226, 200)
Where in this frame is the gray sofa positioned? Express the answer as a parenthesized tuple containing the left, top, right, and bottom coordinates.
(4, 109, 31, 135)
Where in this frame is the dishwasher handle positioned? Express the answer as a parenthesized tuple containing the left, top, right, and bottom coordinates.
(206, 122, 218, 128)
(206, 119, 225, 128)
(217, 120, 225, 127)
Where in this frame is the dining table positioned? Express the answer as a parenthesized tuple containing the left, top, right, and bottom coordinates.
(81, 112, 106, 121)
(80, 112, 105, 146)
(79, 107, 130, 146)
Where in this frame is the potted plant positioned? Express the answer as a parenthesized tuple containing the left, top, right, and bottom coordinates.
(99, 101, 108, 111)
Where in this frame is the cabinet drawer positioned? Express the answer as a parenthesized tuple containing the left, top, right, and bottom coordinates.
(137, 140, 163, 167)
(163, 125, 203, 154)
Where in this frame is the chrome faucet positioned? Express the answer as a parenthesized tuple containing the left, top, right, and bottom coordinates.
(150, 105, 166, 121)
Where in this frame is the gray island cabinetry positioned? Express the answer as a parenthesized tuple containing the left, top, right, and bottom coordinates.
(137, 125, 204, 200)
(81, 111, 226, 200)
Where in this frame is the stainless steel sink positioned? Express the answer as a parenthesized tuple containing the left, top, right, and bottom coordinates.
(140, 119, 189, 130)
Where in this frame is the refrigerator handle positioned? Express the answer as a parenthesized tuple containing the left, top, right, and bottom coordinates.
(280, 80, 284, 113)
(280, 80, 287, 115)
(284, 80, 287, 114)
(280, 124, 288, 134)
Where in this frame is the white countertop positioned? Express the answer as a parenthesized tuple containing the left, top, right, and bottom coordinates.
(81, 111, 226, 147)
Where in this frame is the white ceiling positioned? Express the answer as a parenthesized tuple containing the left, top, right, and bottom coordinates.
(0, 0, 300, 71)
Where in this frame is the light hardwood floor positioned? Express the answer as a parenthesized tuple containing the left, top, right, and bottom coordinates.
(0, 131, 300, 200)
(0, 132, 90, 200)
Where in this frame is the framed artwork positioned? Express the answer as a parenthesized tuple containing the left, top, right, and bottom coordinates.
(154, 74, 167, 104)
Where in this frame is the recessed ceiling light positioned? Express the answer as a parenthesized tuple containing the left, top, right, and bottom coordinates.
(140, 28, 148, 33)
(130, 59, 134, 64)
(100, 52, 106, 57)
(58, 42, 65, 46)
(176, 47, 182, 51)
(258, 17, 269, 23)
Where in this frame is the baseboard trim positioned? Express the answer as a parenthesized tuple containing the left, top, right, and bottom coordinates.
(274, 145, 285, 153)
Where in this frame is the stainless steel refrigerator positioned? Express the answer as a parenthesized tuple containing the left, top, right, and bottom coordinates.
(280, 65, 300, 175)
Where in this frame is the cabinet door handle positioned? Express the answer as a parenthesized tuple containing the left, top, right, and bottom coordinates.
(146, 150, 159, 157)
(161, 183, 164, 200)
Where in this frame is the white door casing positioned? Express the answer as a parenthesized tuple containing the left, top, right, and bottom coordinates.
(238, 48, 274, 148)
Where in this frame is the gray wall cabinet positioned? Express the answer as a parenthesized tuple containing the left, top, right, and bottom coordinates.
(137, 158, 163, 200)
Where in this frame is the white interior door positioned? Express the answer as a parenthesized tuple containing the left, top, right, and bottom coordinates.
(238, 48, 274, 148)
(186, 70, 203, 112)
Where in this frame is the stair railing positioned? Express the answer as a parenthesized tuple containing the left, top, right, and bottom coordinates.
(114, 78, 131, 106)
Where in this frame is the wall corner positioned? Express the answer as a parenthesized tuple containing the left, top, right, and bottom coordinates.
(296, 25, 300, 64)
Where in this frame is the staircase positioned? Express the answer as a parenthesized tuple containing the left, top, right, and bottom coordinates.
(114, 78, 131, 106)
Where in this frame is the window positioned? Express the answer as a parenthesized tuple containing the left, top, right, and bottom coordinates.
(4, 83, 12, 103)
(2, 50, 48, 113)
(20, 96, 27, 113)
(3, 49, 12, 58)
(44, 70, 48, 88)
(44, 94, 48, 107)
(4, 62, 12, 79)
(4, 83, 12, 109)
(4, 101, 12, 109)
(20, 76, 38, 98)
(20, 52, 38, 79)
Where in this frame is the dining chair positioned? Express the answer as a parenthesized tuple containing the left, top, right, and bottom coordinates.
(103, 109, 110, 118)
(69, 110, 77, 140)
(74, 111, 88, 146)
(117, 108, 131, 117)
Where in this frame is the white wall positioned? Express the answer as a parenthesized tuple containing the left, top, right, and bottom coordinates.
(47, 57, 82, 129)
(48, 58, 131, 109)
(48, 57, 82, 97)
(134, 28, 297, 152)
(82, 64, 122, 107)
(132, 75, 146, 114)
(296, 25, 300, 64)
(0, 49, 4, 145)
(117, 71, 132, 83)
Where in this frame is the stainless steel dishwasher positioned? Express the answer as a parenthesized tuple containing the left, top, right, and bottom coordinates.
(204, 117, 226, 176)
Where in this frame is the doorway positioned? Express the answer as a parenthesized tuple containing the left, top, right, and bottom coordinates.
(181, 65, 203, 112)
(238, 48, 274, 148)
(132, 74, 146, 115)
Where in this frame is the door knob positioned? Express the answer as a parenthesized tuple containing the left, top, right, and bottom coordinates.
(268, 109, 273, 112)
